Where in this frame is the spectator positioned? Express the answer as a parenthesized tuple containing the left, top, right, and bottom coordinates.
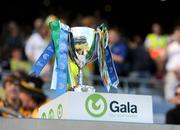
(14, 70, 28, 81)
(1, 21, 23, 48)
(33, 18, 44, 33)
(0, 21, 23, 70)
(165, 26, 180, 101)
(145, 23, 168, 78)
(25, 18, 51, 81)
(10, 47, 31, 72)
(128, 35, 156, 77)
(0, 74, 23, 117)
(166, 84, 180, 124)
(108, 27, 128, 76)
(20, 76, 47, 118)
(25, 18, 47, 63)
(81, 16, 98, 28)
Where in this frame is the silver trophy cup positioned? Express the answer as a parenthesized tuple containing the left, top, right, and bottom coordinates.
(69, 27, 99, 92)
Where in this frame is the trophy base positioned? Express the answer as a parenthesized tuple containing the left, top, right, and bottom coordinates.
(74, 85, 95, 92)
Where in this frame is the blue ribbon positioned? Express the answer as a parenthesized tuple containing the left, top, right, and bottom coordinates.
(30, 41, 55, 77)
(31, 21, 70, 96)
(104, 46, 119, 87)
(55, 29, 69, 95)
(97, 24, 119, 92)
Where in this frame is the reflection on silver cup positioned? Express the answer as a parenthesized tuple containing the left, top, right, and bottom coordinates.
(69, 27, 99, 92)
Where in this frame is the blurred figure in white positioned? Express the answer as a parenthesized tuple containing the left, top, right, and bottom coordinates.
(25, 18, 46, 62)
(25, 18, 50, 82)
(165, 26, 180, 101)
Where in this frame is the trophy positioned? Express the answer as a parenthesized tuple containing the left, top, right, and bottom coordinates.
(31, 20, 119, 94)
(69, 27, 99, 92)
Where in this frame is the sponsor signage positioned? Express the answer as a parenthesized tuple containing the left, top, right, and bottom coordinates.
(39, 92, 153, 123)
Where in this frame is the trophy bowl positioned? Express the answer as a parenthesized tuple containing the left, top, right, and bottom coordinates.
(69, 27, 99, 92)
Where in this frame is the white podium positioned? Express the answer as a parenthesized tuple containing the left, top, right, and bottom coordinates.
(39, 92, 153, 123)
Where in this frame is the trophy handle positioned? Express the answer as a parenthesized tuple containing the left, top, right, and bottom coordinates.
(68, 32, 80, 65)
(85, 32, 99, 63)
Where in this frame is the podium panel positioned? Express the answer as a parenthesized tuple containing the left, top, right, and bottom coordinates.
(39, 92, 153, 123)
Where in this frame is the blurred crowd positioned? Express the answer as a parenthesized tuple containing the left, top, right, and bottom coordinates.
(0, 14, 180, 123)
(0, 71, 47, 118)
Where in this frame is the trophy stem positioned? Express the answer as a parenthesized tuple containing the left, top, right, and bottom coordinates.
(75, 67, 95, 92)
(79, 68, 83, 86)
